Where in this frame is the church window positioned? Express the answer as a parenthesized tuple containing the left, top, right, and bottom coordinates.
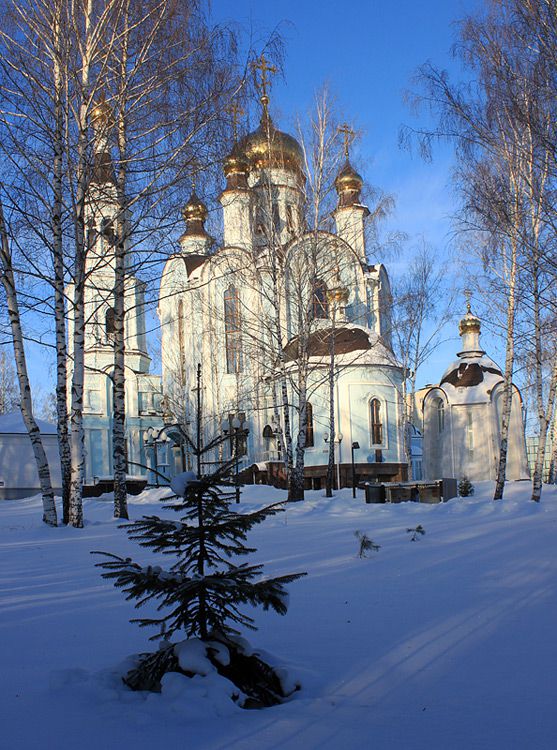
(305, 402, 314, 447)
(286, 204, 296, 232)
(272, 202, 281, 233)
(86, 389, 102, 413)
(263, 424, 273, 453)
(437, 399, 445, 433)
(224, 286, 242, 374)
(225, 411, 248, 456)
(100, 217, 113, 240)
(466, 411, 474, 457)
(105, 307, 116, 340)
(370, 398, 383, 446)
(255, 206, 266, 235)
(312, 280, 328, 319)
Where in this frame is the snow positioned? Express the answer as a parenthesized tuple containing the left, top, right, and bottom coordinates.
(2, 482, 557, 749)
(0, 410, 58, 435)
(169, 470, 198, 496)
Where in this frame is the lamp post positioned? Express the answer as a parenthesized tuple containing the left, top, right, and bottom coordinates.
(351, 441, 360, 498)
(145, 427, 158, 486)
(336, 433, 343, 490)
(222, 416, 249, 503)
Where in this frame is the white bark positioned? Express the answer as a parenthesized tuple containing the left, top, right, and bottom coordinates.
(0, 201, 57, 526)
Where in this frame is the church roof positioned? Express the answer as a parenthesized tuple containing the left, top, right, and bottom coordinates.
(0, 411, 57, 435)
(237, 111, 303, 174)
(440, 360, 502, 388)
(437, 353, 506, 405)
(283, 325, 398, 366)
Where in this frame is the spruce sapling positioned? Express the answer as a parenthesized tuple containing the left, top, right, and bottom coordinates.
(406, 524, 425, 541)
(354, 530, 380, 558)
(93, 461, 305, 706)
(458, 476, 474, 497)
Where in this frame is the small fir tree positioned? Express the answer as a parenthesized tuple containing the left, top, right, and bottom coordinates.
(458, 476, 474, 497)
(406, 524, 426, 541)
(354, 530, 381, 558)
(94, 367, 306, 707)
(94, 462, 305, 705)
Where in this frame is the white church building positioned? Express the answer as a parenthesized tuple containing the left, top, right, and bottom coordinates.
(414, 306, 529, 483)
(157, 93, 407, 488)
(70, 79, 528, 490)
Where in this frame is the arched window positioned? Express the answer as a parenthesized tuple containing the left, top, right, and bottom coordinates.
(224, 286, 242, 374)
(312, 280, 328, 319)
(437, 399, 445, 433)
(305, 402, 314, 447)
(370, 398, 383, 446)
(263, 424, 273, 453)
(105, 307, 116, 340)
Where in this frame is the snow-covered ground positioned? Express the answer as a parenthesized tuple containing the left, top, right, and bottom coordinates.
(1, 482, 556, 749)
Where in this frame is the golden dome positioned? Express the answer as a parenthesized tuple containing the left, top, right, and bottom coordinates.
(182, 192, 208, 224)
(223, 144, 249, 178)
(238, 114, 303, 173)
(459, 311, 481, 335)
(91, 95, 112, 131)
(335, 160, 363, 194)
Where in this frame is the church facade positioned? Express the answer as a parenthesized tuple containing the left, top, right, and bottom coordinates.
(157, 97, 407, 487)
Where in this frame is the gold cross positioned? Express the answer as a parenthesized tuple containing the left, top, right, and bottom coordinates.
(251, 53, 277, 99)
(338, 123, 355, 159)
(226, 102, 245, 141)
(464, 288, 472, 313)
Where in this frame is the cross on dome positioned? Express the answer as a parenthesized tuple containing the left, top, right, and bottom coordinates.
(251, 53, 277, 112)
(338, 123, 355, 159)
(226, 101, 245, 142)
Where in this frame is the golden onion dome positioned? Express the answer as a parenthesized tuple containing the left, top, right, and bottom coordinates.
(182, 191, 208, 224)
(91, 95, 113, 131)
(335, 160, 364, 194)
(237, 113, 303, 173)
(223, 144, 249, 178)
(459, 310, 481, 336)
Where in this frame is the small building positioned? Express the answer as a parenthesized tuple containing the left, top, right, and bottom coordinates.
(0, 412, 62, 499)
(414, 307, 529, 483)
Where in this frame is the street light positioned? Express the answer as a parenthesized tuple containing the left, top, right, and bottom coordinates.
(144, 427, 158, 486)
(222, 416, 249, 503)
(351, 441, 360, 498)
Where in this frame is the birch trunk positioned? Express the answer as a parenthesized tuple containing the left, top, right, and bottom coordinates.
(51, 7, 71, 523)
(325, 308, 336, 497)
(493, 240, 517, 501)
(289, 370, 307, 501)
(68, 0, 94, 528)
(112, 13, 130, 520)
(0, 201, 57, 526)
(531, 359, 557, 502)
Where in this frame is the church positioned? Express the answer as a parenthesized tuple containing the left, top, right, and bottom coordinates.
(72, 59, 528, 491)
(414, 306, 529, 483)
(157, 74, 407, 488)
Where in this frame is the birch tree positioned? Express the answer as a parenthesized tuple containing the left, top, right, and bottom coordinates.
(0, 199, 58, 526)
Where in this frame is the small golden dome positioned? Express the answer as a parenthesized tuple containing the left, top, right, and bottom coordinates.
(182, 192, 208, 224)
(91, 95, 112, 130)
(223, 145, 249, 178)
(335, 160, 364, 194)
(238, 115, 303, 173)
(459, 311, 481, 335)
